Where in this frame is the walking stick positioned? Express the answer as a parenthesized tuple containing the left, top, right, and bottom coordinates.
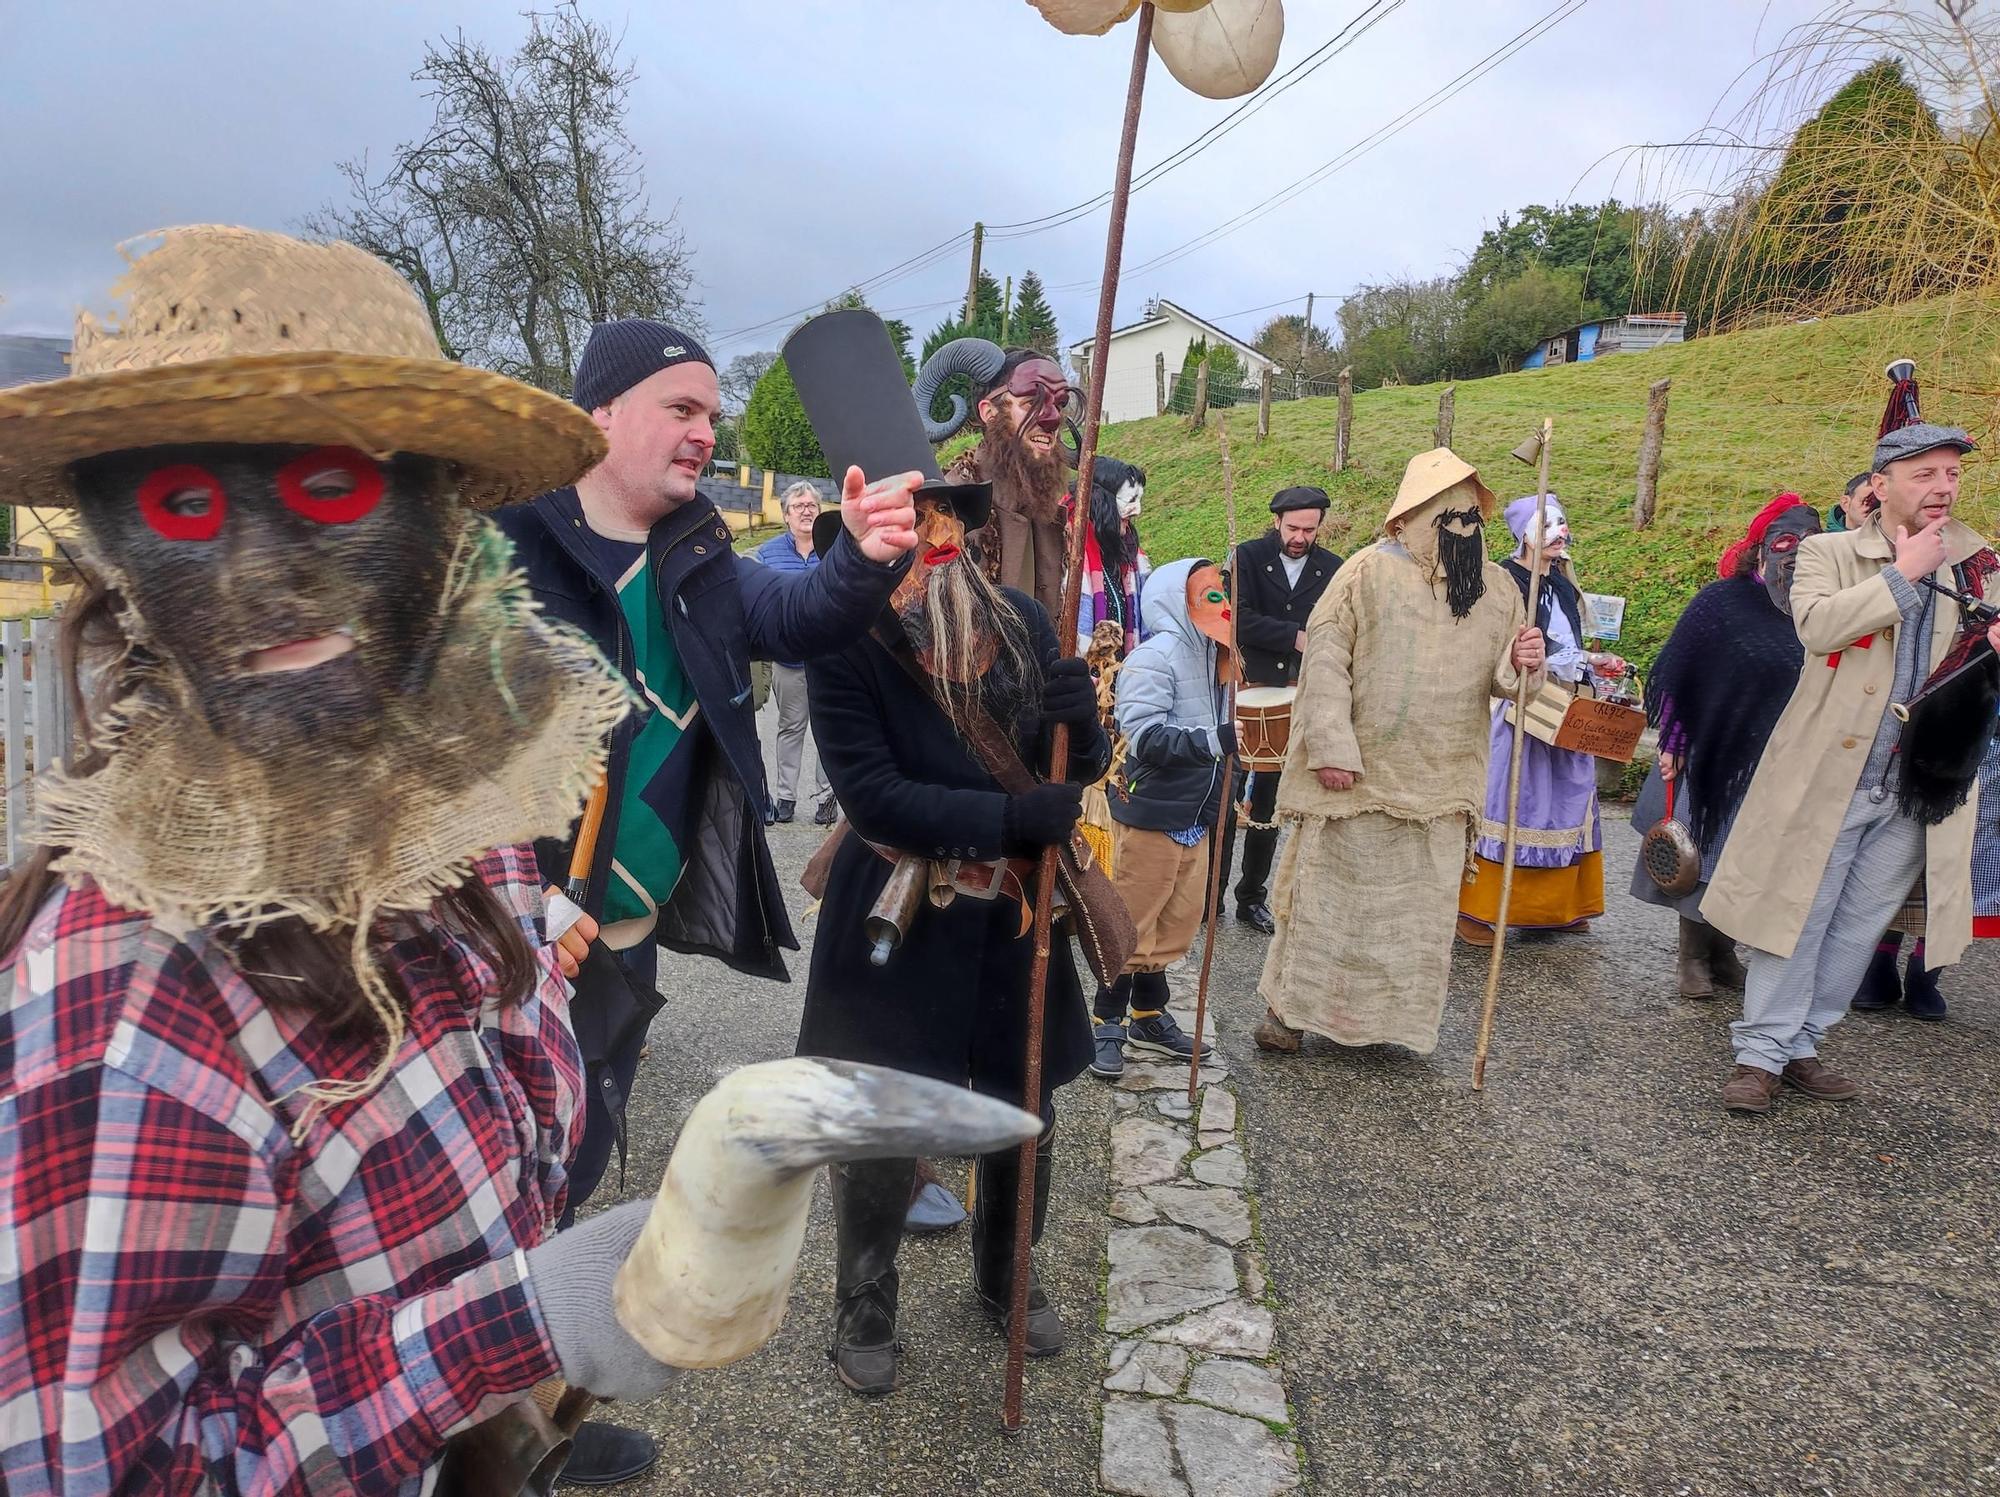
(1002, 2, 1155, 1434)
(1187, 418, 1238, 1105)
(1471, 417, 1553, 1091)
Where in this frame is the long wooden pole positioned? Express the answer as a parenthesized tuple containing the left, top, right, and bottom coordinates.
(1471, 416, 1553, 1091)
(1187, 421, 1238, 1104)
(1002, 3, 1154, 1433)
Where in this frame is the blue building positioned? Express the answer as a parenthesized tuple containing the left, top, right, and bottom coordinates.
(1521, 312, 1685, 370)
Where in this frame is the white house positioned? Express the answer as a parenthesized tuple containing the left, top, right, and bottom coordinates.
(1069, 299, 1278, 425)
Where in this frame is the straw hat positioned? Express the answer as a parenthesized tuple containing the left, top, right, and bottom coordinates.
(0, 225, 606, 508)
(1383, 446, 1496, 530)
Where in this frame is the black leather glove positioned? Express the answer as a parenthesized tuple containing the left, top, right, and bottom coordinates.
(1039, 657, 1097, 726)
(1003, 781, 1085, 853)
(1218, 721, 1238, 756)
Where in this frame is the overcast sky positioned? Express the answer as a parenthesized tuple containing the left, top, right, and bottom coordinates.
(5, 0, 1825, 366)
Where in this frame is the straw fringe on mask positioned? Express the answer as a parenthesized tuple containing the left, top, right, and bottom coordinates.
(40, 519, 634, 1120)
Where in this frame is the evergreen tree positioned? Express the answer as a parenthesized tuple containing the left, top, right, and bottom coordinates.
(1170, 336, 1208, 413)
(1009, 270, 1061, 355)
(740, 357, 829, 477)
(919, 270, 1011, 428)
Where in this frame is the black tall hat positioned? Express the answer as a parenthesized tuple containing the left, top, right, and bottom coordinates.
(784, 309, 991, 556)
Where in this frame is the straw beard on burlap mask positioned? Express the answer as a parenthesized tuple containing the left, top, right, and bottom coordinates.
(42, 441, 631, 1108)
(893, 493, 1040, 744)
(1398, 482, 1488, 621)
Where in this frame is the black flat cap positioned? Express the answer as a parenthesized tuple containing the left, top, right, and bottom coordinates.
(1270, 485, 1330, 515)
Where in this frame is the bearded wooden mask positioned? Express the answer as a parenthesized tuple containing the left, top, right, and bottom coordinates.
(891, 493, 970, 617)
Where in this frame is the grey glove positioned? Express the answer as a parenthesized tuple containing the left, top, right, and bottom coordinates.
(524, 1198, 677, 1402)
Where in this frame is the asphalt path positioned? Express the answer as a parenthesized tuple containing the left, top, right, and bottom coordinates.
(586, 705, 1114, 1495)
(1231, 817, 2000, 1497)
(596, 703, 1999, 1495)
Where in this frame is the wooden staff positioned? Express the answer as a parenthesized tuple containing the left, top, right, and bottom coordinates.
(1471, 416, 1553, 1091)
(1187, 418, 1238, 1104)
(1002, 1, 1155, 1433)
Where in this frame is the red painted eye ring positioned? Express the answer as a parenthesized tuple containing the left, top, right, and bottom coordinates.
(137, 464, 226, 542)
(277, 446, 385, 525)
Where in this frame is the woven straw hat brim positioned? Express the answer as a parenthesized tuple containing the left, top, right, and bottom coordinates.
(1384, 447, 1496, 529)
(0, 351, 606, 509)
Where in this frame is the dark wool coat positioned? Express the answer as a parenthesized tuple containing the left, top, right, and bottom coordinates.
(1232, 532, 1341, 688)
(796, 590, 1109, 1109)
(497, 488, 906, 981)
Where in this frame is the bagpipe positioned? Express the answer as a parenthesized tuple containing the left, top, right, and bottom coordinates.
(1893, 573, 2000, 825)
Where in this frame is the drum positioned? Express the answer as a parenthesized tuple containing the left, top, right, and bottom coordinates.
(1234, 686, 1296, 770)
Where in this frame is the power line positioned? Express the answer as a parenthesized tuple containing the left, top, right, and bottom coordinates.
(711, 0, 1410, 352)
(983, 0, 1411, 243)
(1054, 0, 1593, 296)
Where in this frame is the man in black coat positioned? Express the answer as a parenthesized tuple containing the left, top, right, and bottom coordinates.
(494, 318, 918, 1484)
(1219, 486, 1341, 933)
(782, 307, 1108, 1397)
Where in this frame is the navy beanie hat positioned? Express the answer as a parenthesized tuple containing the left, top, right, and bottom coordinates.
(573, 319, 714, 411)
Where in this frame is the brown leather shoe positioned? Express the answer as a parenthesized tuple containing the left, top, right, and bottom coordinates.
(1455, 916, 1495, 947)
(1781, 1056, 1859, 1102)
(1721, 1064, 1782, 1114)
(1253, 1011, 1302, 1053)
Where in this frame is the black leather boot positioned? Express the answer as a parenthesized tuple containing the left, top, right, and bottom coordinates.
(1852, 943, 1904, 1011)
(829, 1157, 915, 1396)
(972, 1128, 1065, 1356)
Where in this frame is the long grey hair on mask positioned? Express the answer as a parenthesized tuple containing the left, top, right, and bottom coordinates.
(901, 556, 1043, 746)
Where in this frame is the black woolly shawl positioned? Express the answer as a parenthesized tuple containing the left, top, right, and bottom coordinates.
(1645, 572, 1804, 855)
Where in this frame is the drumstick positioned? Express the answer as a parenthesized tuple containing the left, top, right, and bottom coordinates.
(1188, 418, 1238, 1104)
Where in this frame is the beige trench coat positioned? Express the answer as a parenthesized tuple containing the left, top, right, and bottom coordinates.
(1702, 515, 1985, 964)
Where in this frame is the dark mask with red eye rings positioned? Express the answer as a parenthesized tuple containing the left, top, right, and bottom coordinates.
(70, 442, 458, 756)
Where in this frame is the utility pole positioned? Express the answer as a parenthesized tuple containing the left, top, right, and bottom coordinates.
(1001, 273, 1012, 343)
(1297, 291, 1315, 388)
(964, 222, 985, 327)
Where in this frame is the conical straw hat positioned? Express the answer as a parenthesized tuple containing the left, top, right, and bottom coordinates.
(0, 225, 606, 508)
(1383, 446, 1496, 530)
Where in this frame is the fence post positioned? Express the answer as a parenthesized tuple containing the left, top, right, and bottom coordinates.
(1333, 366, 1353, 473)
(1187, 362, 1210, 431)
(1633, 377, 1671, 530)
(3, 620, 24, 866)
(29, 619, 57, 774)
(1155, 351, 1167, 417)
(1435, 385, 1455, 449)
(1258, 366, 1272, 440)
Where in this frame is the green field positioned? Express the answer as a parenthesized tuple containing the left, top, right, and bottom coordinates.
(1107, 293, 2000, 668)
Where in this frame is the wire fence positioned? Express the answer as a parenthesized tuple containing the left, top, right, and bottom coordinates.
(1161, 370, 1345, 415)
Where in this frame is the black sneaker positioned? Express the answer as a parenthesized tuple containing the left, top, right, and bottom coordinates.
(1088, 1021, 1126, 1079)
(814, 797, 838, 826)
(559, 1421, 660, 1487)
(773, 799, 796, 825)
(1126, 1011, 1212, 1062)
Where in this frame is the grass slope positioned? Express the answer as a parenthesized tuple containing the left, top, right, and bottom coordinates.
(1111, 293, 2000, 668)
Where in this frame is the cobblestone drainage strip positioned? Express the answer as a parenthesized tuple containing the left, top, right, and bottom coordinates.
(1096, 1049, 1304, 1497)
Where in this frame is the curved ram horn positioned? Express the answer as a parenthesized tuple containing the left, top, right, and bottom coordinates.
(913, 337, 1007, 444)
(613, 1058, 1040, 1370)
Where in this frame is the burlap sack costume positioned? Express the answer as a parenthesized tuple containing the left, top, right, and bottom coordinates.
(1257, 450, 1539, 1052)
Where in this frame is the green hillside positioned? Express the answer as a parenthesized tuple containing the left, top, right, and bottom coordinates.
(1110, 294, 2000, 668)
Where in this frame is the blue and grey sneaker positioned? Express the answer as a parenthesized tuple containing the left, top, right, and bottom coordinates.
(1089, 1021, 1127, 1079)
(1126, 1010, 1213, 1062)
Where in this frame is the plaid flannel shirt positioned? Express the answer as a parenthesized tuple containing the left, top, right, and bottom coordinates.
(0, 845, 583, 1496)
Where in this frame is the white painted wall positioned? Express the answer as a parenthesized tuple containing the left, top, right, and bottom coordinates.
(1074, 307, 1274, 426)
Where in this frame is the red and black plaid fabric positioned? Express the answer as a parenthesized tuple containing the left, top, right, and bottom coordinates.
(0, 845, 583, 1495)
